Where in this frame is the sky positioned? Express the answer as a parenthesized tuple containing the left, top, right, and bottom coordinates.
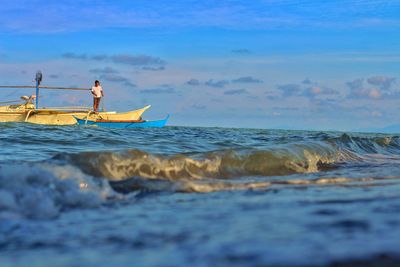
(0, 0, 400, 131)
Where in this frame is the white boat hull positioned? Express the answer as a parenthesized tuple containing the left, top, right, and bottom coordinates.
(0, 104, 151, 125)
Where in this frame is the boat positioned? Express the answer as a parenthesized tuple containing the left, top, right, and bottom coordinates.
(25, 105, 151, 125)
(0, 72, 152, 125)
(74, 115, 169, 128)
(0, 96, 151, 125)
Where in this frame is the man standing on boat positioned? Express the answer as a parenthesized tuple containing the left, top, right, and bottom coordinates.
(91, 80, 104, 112)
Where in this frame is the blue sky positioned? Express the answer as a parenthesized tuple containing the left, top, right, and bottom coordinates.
(0, 0, 400, 131)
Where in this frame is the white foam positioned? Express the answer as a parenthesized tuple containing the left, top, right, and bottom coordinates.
(0, 163, 116, 220)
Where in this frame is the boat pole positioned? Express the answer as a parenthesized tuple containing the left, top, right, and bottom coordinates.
(35, 79, 38, 108)
(35, 71, 42, 109)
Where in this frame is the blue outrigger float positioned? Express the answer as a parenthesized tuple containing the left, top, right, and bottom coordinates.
(74, 115, 169, 128)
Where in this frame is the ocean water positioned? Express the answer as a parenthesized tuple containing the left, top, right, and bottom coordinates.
(1, 123, 400, 267)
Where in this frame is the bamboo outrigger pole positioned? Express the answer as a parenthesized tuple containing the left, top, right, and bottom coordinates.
(0, 85, 91, 90)
(0, 71, 91, 109)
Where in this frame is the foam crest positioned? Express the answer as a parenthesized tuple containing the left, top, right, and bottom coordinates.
(0, 164, 115, 220)
(57, 143, 345, 181)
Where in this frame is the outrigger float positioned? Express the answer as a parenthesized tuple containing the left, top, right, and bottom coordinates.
(0, 71, 167, 127)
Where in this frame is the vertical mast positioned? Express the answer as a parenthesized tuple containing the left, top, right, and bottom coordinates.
(35, 71, 42, 109)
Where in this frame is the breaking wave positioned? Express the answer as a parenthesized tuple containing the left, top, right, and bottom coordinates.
(54, 147, 337, 180)
(1, 133, 400, 219)
(54, 133, 400, 181)
(0, 163, 117, 220)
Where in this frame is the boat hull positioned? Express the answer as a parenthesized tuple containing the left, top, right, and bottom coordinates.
(0, 103, 32, 122)
(0, 105, 151, 125)
(0, 111, 26, 122)
(75, 115, 169, 128)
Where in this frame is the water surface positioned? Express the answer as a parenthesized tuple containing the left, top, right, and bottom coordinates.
(1, 124, 400, 266)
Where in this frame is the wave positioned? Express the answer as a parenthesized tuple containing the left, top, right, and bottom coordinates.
(2, 159, 399, 220)
(328, 133, 400, 155)
(53, 147, 337, 180)
(1, 133, 400, 219)
(0, 163, 117, 220)
(51, 134, 400, 181)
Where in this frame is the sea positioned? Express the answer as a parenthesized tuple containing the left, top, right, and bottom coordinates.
(1, 123, 400, 267)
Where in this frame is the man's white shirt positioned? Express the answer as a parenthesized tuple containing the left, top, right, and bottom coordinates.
(91, 86, 103, 98)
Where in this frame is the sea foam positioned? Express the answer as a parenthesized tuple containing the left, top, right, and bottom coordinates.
(0, 163, 115, 220)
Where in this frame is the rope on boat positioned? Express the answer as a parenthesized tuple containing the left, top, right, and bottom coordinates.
(38, 106, 92, 111)
(24, 110, 33, 122)
(85, 110, 93, 125)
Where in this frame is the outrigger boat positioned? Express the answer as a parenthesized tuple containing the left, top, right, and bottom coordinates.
(74, 115, 169, 128)
(0, 71, 152, 125)
(0, 96, 151, 125)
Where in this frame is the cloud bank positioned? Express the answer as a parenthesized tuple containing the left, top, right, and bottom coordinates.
(62, 53, 166, 67)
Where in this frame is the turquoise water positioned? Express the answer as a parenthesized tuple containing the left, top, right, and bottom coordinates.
(1, 124, 400, 266)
